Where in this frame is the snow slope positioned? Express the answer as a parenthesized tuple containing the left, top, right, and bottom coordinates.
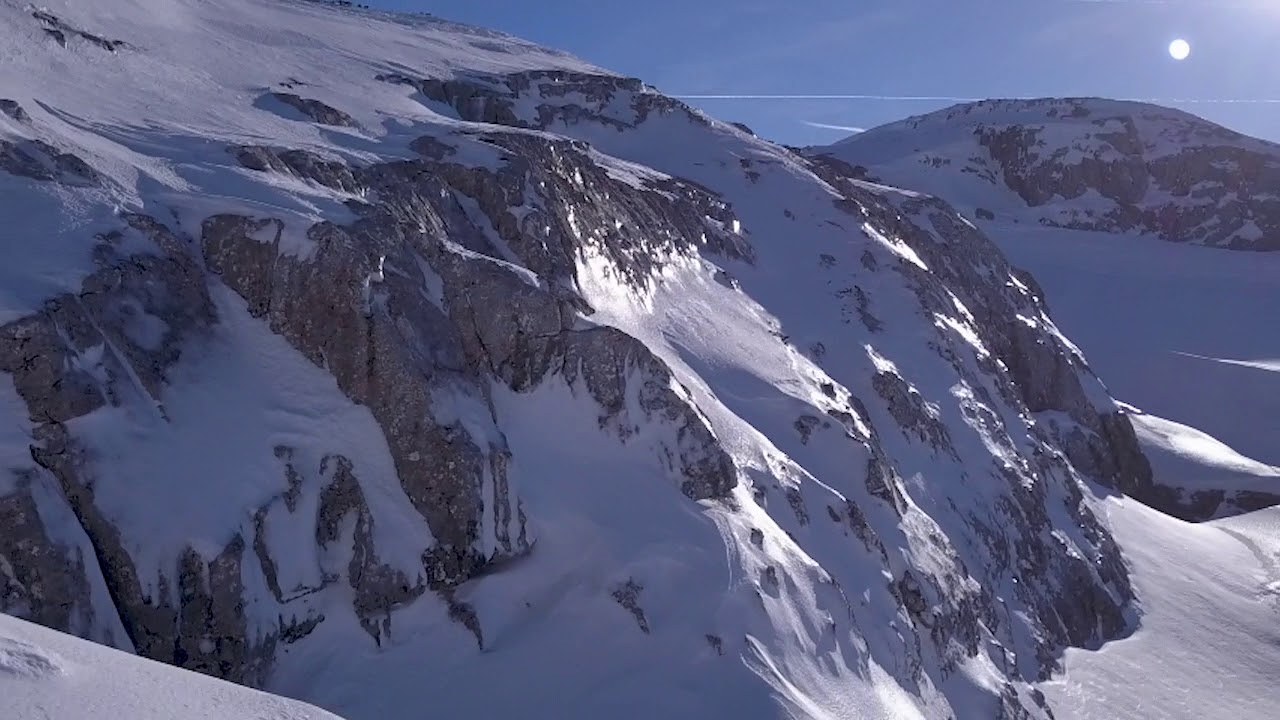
(0, 612, 342, 720)
(1042, 497, 1280, 720)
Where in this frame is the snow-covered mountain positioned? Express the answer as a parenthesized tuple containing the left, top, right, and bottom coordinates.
(1, 612, 341, 720)
(824, 98, 1280, 250)
(0, 2, 1276, 719)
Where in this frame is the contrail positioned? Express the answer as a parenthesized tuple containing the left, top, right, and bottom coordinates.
(804, 121, 868, 133)
(674, 94, 1280, 105)
(1064, 0, 1187, 4)
(1061, 0, 1268, 5)
(678, 94, 982, 101)
(1054, 0, 1264, 5)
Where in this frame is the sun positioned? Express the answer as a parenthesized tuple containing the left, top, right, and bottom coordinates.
(1169, 38, 1191, 61)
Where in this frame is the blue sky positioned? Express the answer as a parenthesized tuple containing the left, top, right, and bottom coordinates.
(375, 1, 1280, 145)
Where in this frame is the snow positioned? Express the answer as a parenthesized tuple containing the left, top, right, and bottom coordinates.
(195, 46, 1089, 718)
(820, 98, 1279, 467)
(819, 99, 1280, 716)
(1129, 410, 1279, 484)
(0, 376, 34, 497)
(0, 612, 343, 720)
(1040, 496, 1280, 720)
(3, 5, 948, 714)
(507, 84, 1137, 718)
(818, 99, 1278, 466)
(830, 97, 1279, 165)
(0, 174, 117, 325)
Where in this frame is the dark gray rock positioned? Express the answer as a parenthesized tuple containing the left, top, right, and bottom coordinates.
(266, 93, 357, 127)
(230, 145, 362, 193)
(315, 454, 424, 643)
(0, 100, 29, 122)
(611, 579, 649, 633)
(215, 128, 745, 513)
(0, 140, 100, 185)
(0, 64, 1201, 718)
(970, 103, 1280, 250)
(32, 10, 127, 52)
(808, 153, 1138, 686)
(0, 476, 96, 636)
(0, 215, 276, 683)
(872, 371, 956, 457)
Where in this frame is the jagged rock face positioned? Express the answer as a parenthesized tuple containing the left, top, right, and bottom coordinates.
(202, 130, 741, 589)
(0, 2, 1221, 718)
(0, 121, 743, 683)
(31, 9, 129, 52)
(826, 97, 1280, 250)
(0, 215, 279, 684)
(427, 69, 1145, 703)
(809, 158, 1136, 672)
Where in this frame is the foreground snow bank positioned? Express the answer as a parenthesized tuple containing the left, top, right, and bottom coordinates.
(0, 613, 343, 720)
(1040, 497, 1280, 720)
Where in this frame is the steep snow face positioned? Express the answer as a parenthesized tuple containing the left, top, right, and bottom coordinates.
(820, 98, 1280, 250)
(0, 613, 342, 720)
(0, 2, 1208, 719)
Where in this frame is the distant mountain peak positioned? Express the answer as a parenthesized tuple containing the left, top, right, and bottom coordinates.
(821, 97, 1280, 250)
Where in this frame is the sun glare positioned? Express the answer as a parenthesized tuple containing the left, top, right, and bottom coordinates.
(1169, 38, 1191, 61)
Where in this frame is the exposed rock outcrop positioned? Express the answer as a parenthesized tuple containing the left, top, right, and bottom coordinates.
(32, 9, 128, 52)
(265, 93, 357, 127)
(1, 139, 99, 185)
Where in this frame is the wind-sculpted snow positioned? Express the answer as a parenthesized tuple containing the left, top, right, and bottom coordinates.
(824, 98, 1280, 250)
(0, 1, 1239, 719)
(1, 613, 342, 720)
